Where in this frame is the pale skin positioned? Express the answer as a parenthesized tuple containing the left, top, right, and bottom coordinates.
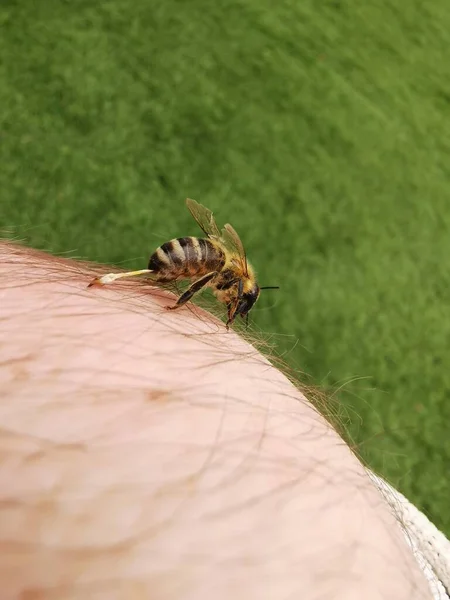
(0, 241, 433, 599)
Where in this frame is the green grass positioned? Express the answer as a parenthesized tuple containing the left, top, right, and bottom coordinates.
(1, 0, 450, 534)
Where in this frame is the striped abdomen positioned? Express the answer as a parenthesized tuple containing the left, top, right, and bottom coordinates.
(148, 237, 226, 281)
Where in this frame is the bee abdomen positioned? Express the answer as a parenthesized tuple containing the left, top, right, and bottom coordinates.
(148, 237, 225, 280)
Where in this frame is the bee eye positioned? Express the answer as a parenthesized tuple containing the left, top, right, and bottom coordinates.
(236, 289, 259, 317)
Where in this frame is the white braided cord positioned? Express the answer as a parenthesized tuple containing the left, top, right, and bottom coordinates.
(368, 470, 450, 600)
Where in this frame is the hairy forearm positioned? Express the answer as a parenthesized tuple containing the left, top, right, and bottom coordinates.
(0, 241, 432, 599)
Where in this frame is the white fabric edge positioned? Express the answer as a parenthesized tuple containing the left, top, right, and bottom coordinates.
(367, 470, 450, 600)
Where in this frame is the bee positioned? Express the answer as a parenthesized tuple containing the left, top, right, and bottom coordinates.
(88, 198, 278, 328)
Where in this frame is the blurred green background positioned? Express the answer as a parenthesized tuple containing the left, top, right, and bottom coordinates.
(1, 1, 449, 534)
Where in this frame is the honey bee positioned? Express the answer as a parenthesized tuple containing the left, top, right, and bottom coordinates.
(88, 199, 278, 328)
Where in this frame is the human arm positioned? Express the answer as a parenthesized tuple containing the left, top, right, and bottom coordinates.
(0, 241, 434, 599)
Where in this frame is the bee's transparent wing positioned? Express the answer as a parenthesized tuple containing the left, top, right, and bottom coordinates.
(221, 223, 249, 276)
(186, 198, 222, 239)
(186, 198, 249, 276)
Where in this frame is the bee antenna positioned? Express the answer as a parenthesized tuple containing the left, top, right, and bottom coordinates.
(260, 286, 280, 290)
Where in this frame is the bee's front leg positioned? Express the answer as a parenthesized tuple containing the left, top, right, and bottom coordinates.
(225, 303, 237, 330)
(165, 271, 217, 311)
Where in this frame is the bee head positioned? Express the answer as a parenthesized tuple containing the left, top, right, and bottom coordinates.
(226, 284, 260, 327)
(226, 280, 278, 328)
(237, 284, 260, 318)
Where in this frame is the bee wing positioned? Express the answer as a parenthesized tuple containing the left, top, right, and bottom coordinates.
(186, 198, 222, 239)
(221, 223, 249, 276)
(186, 199, 249, 276)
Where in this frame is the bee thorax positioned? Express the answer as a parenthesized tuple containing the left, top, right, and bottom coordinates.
(213, 287, 236, 305)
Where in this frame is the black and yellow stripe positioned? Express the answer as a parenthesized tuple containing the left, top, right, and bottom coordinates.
(148, 236, 226, 280)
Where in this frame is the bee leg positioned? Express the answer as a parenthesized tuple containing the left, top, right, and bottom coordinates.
(226, 290, 241, 329)
(226, 306, 233, 329)
(166, 271, 217, 311)
(225, 314, 234, 330)
(88, 269, 153, 287)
